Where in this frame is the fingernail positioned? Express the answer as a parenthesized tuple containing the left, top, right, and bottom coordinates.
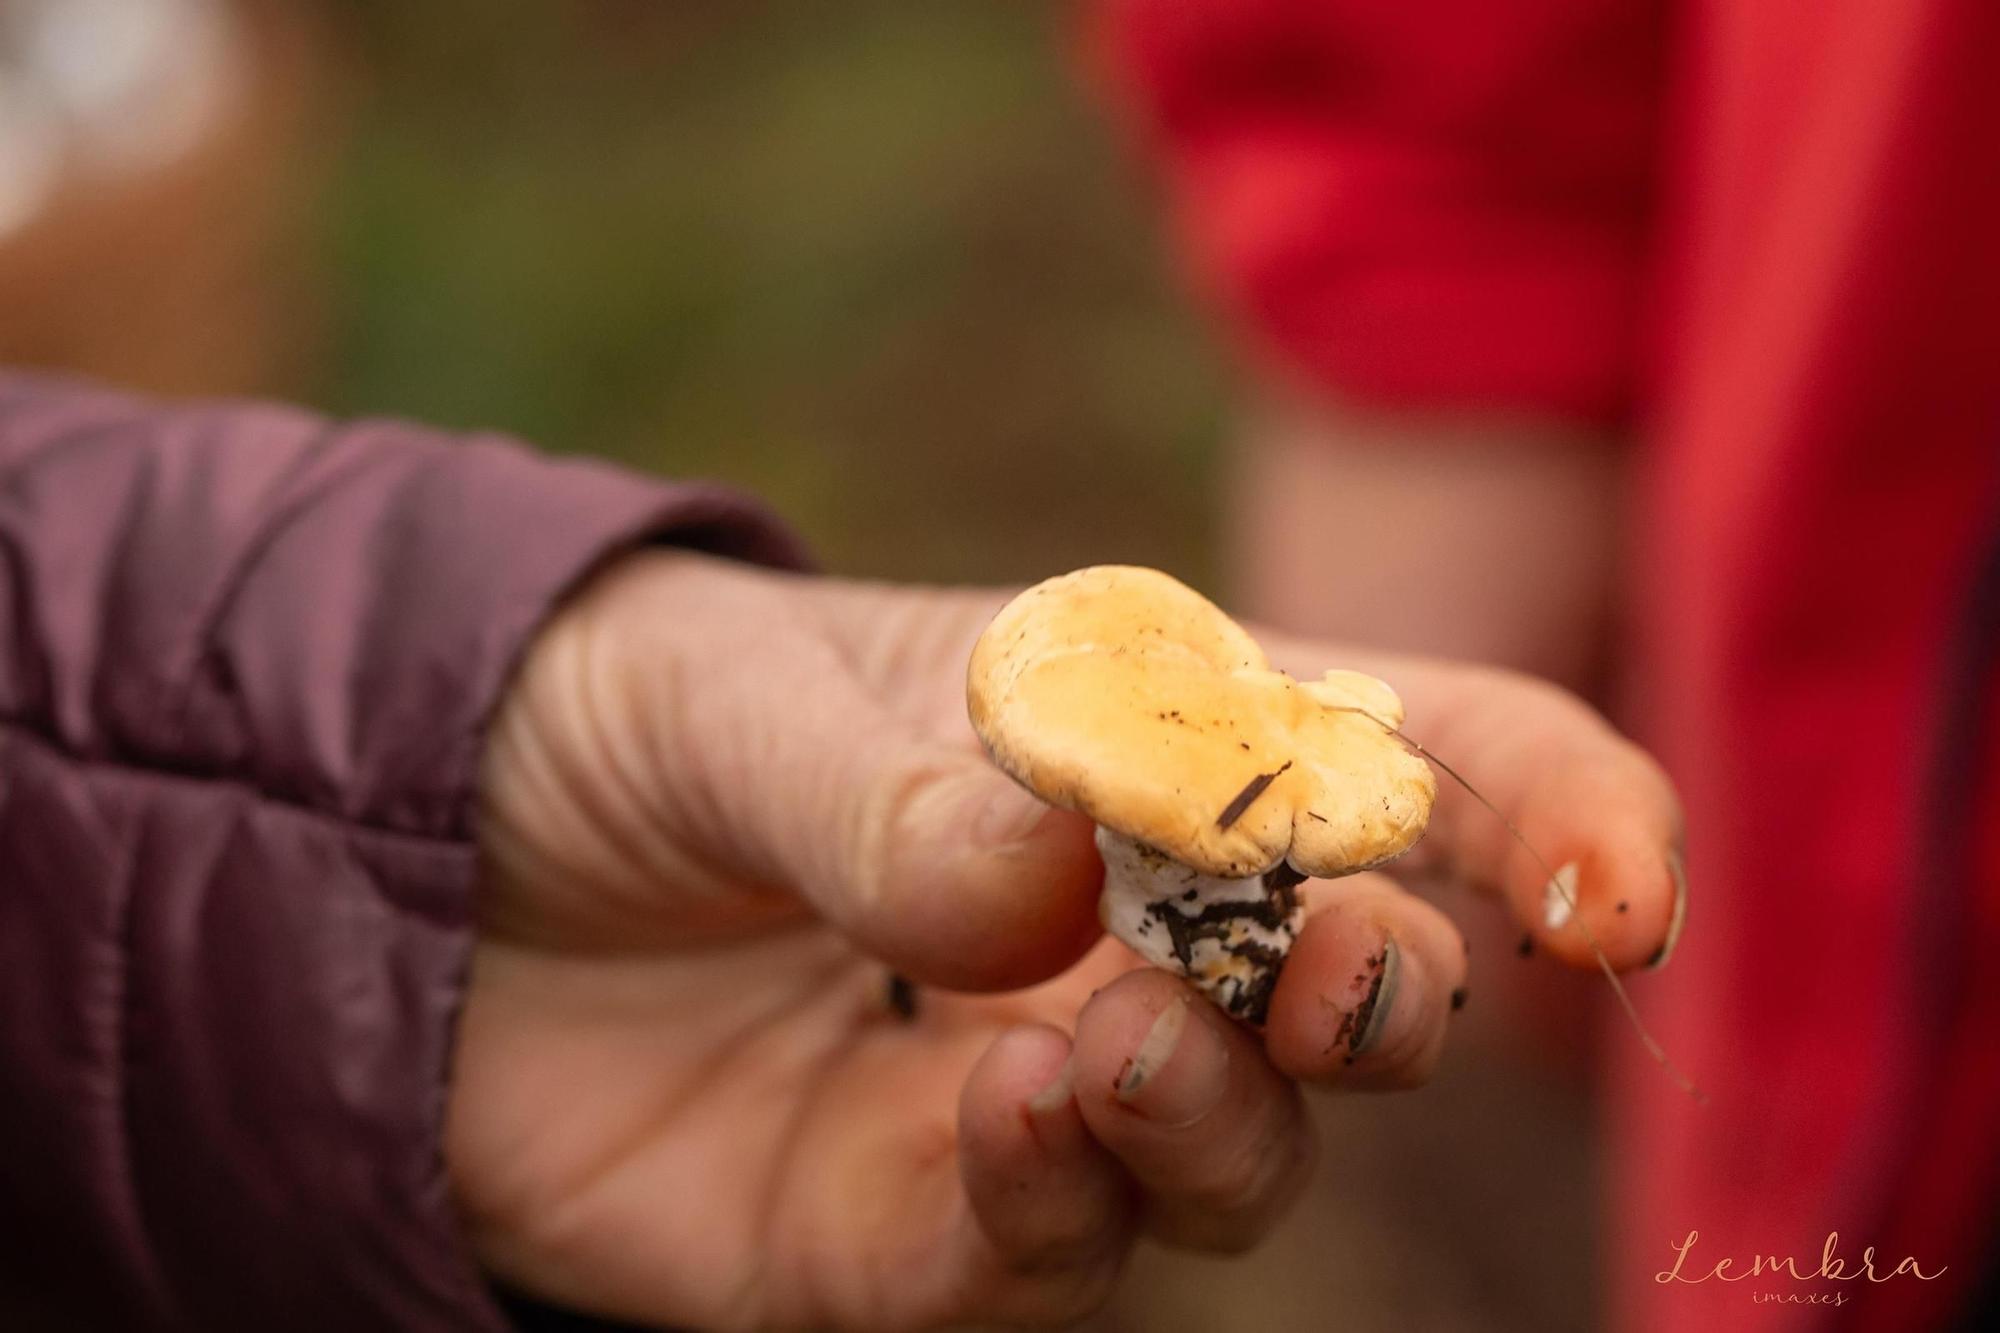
(1115, 998, 1185, 1100)
(1647, 850, 1689, 970)
(1542, 861, 1579, 931)
(974, 781, 1051, 848)
(1349, 937, 1403, 1057)
(1113, 996, 1226, 1127)
(1026, 1059, 1074, 1116)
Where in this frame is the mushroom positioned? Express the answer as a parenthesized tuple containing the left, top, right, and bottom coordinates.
(967, 566, 1437, 1024)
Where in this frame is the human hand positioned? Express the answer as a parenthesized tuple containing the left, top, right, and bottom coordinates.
(449, 551, 1683, 1330)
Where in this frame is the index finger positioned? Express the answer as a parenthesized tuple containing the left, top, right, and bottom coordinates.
(811, 574, 1687, 973)
(1262, 632, 1687, 973)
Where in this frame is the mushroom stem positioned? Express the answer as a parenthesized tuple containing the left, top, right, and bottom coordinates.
(1096, 828, 1306, 1025)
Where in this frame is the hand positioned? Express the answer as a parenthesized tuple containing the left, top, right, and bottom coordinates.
(1228, 398, 1642, 1073)
(449, 551, 1682, 1330)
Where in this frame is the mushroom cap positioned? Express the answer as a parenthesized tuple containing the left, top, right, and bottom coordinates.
(967, 566, 1435, 879)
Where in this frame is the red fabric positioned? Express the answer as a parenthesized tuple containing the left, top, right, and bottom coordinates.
(1619, 3, 2000, 1330)
(1093, 0, 1668, 421)
(1099, 1, 2000, 1329)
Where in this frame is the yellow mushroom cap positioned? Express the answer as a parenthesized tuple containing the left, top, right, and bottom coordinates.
(967, 566, 1435, 879)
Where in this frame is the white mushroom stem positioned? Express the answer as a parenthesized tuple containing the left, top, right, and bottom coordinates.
(1096, 827, 1306, 1025)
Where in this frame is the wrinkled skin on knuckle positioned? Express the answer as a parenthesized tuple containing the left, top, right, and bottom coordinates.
(982, 1241, 1132, 1329)
(1146, 1107, 1317, 1252)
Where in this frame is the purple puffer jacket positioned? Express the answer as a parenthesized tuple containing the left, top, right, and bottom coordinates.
(0, 372, 807, 1330)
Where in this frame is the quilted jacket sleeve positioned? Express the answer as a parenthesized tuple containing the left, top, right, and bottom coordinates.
(0, 371, 808, 1329)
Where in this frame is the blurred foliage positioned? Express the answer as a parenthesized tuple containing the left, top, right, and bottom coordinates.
(313, 0, 1230, 584)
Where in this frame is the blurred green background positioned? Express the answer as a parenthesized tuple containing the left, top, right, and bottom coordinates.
(317, 0, 1230, 586)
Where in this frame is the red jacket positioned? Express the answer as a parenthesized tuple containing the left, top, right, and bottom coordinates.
(1096, 1, 2000, 1329)
(0, 372, 805, 1328)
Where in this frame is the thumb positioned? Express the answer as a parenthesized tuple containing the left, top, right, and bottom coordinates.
(688, 631, 1103, 991)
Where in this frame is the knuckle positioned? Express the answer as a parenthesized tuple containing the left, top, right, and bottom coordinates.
(1002, 1224, 1115, 1277)
(842, 748, 942, 910)
(1010, 1246, 1129, 1325)
(1156, 1108, 1316, 1242)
